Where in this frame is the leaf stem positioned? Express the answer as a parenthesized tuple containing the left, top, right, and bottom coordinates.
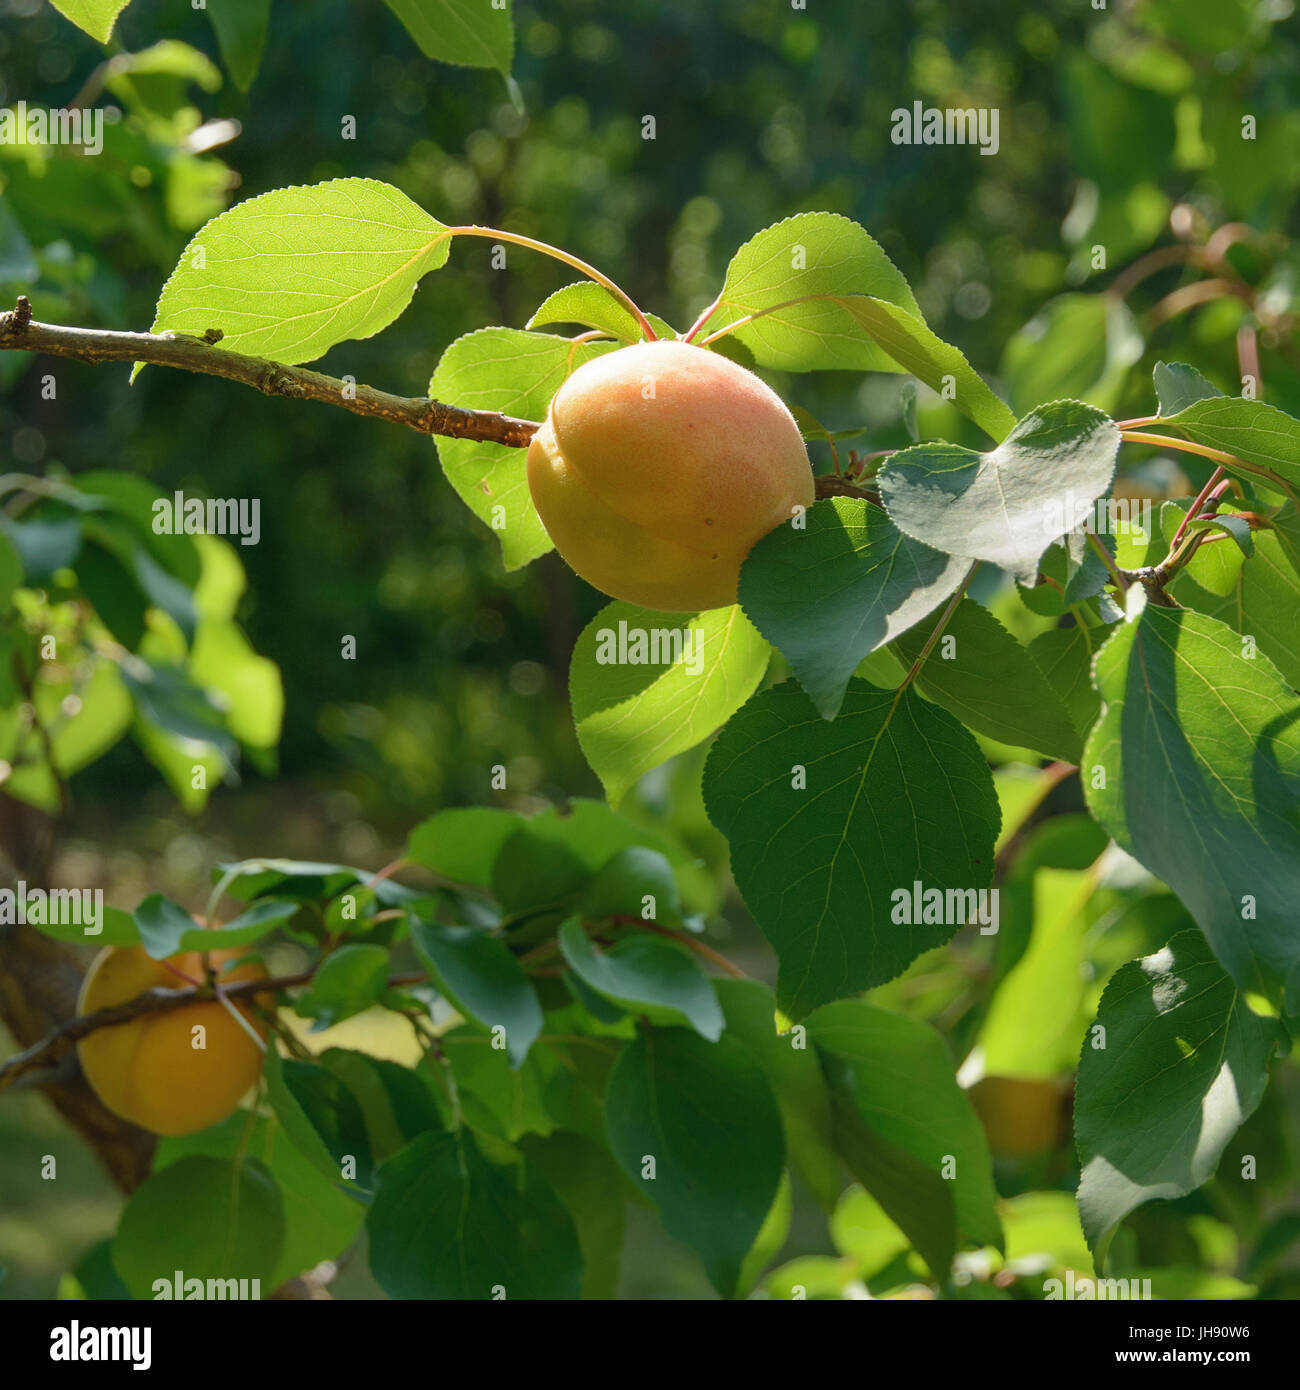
(683, 291, 724, 343)
(1086, 529, 1128, 594)
(1121, 429, 1300, 514)
(895, 562, 979, 697)
(447, 226, 657, 343)
(1167, 467, 1226, 550)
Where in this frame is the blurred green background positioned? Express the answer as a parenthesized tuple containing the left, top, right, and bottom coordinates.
(2, 0, 1298, 1298)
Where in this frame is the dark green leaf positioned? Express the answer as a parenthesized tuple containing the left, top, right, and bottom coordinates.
(604, 1028, 784, 1298)
(367, 1130, 583, 1300)
(892, 597, 1083, 761)
(739, 497, 969, 720)
(1076, 931, 1284, 1260)
(111, 1156, 283, 1300)
(293, 944, 390, 1029)
(558, 918, 723, 1041)
(1084, 600, 1300, 1008)
(410, 918, 542, 1066)
(810, 1000, 1000, 1249)
(703, 680, 1000, 1018)
(715, 978, 841, 1210)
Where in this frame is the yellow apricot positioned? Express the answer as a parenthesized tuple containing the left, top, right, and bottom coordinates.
(527, 339, 814, 611)
(968, 1075, 1068, 1157)
(76, 938, 270, 1137)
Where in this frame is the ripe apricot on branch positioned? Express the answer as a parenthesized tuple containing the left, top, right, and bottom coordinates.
(76, 939, 270, 1137)
(526, 340, 814, 611)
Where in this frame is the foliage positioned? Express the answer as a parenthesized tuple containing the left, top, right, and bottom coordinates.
(3, 0, 1300, 1303)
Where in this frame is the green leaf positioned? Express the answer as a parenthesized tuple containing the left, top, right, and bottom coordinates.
(316, 1049, 444, 1162)
(410, 919, 542, 1066)
(270, 1053, 374, 1192)
(715, 979, 841, 1210)
(367, 1130, 583, 1299)
(156, 1111, 365, 1289)
(1075, 931, 1284, 1260)
(527, 281, 674, 343)
(879, 401, 1120, 585)
(0, 513, 81, 581)
(558, 918, 724, 1041)
(0, 661, 132, 811)
(738, 497, 968, 721)
(207, 0, 270, 91)
(431, 328, 615, 569)
(519, 1131, 626, 1299)
(821, 1068, 957, 1281)
(1154, 360, 1224, 417)
(1084, 601, 1300, 1008)
(892, 597, 1084, 761)
(1026, 625, 1101, 738)
(117, 654, 237, 770)
(829, 1184, 911, 1278)
(28, 904, 140, 948)
(696, 212, 918, 371)
(490, 798, 701, 919)
(1177, 504, 1300, 690)
(580, 846, 683, 925)
(293, 944, 391, 1029)
(382, 0, 514, 74)
(48, 0, 131, 44)
(810, 1000, 1001, 1250)
(1156, 396, 1300, 490)
(604, 1028, 784, 1298)
(702, 679, 1000, 1018)
(406, 807, 523, 886)
(151, 179, 452, 364)
(1001, 295, 1143, 416)
(737, 1172, 793, 1297)
(570, 599, 769, 804)
(111, 1156, 284, 1301)
(977, 869, 1097, 1076)
(1001, 1191, 1092, 1273)
(132, 893, 198, 958)
(1160, 500, 1249, 597)
(438, 1029, 553, 1142)
(190, 620, 283, 749)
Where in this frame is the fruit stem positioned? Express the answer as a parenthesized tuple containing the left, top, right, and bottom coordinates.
(447, 226, 658, 343)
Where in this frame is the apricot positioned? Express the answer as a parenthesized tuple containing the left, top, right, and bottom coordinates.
(968, 1075, 1068, 1158)
(526, 340, 814, 611)
(76, 937, 270, 1137)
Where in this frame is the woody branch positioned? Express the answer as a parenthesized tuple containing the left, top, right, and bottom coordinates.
(0, 297, 540, 448)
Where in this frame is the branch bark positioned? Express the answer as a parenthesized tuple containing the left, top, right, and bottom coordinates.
(0, 297, 539, 448)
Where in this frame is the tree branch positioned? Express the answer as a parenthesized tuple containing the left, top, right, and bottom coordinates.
(0, 965, 435, 1095)
(0, 297, 539, 448)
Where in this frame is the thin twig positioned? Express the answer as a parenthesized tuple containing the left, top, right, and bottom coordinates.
(0, 298, 539, 448)
(0, 965, 430, 1093)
